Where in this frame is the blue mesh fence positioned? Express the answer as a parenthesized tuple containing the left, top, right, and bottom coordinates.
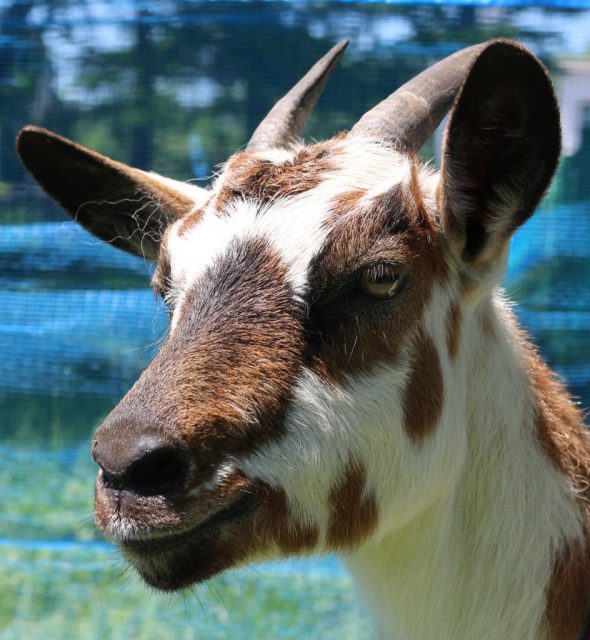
(0, 223, 163, 398)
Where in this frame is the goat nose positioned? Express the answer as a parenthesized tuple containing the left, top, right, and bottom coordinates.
(92, 432, 188, 495)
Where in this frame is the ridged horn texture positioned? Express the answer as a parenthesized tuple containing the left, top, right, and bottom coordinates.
(350, 41, 493, 150)
(246, 39, 348, 151)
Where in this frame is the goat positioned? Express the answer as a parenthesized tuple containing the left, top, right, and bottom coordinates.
(16, 38, 590, 640)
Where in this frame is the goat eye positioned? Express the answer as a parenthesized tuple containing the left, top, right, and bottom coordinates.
(359, 265, 402, 299)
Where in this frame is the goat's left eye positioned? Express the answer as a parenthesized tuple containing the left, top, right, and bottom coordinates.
(359, 265, 402, 299)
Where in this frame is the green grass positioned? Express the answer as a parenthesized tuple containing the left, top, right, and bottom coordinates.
(0, 442, 372, 639)
(0, 545, 371, 639)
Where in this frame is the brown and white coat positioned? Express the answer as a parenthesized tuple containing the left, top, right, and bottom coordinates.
(17, 38, 590, 640)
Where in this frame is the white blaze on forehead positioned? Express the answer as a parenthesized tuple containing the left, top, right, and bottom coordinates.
(167, 194, 331, 297)
(166, 139, 412, 315)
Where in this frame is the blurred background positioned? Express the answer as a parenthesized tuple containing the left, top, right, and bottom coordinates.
(1, 1, 590, 638)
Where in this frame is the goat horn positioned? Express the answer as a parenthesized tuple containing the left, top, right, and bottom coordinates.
(246, 40, 348, 151)
(349, 42, 490, 150)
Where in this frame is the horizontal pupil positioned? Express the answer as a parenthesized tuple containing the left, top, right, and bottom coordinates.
(373, 274, 396, 283)
(358, 266, 401, 299)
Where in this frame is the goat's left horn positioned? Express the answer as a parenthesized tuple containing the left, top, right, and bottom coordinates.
(349, 41, 492, 150)
(246, 40, 348, 151)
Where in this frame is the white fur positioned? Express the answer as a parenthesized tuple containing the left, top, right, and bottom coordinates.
(153, 139, 582, 639)
(340, 295, 581, 640)
(236, 290, 582, 640)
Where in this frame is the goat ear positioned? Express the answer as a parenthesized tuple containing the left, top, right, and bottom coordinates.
(440, 40, 561, 263)
(16, 126, 203, 259)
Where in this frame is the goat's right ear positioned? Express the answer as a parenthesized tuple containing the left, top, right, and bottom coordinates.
(16, 126, 204, 259)
(439, 40, 561, 265)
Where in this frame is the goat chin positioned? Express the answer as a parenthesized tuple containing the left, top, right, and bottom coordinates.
(119, 497, 262, 591)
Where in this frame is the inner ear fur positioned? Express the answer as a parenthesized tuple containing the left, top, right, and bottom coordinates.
(440, 40, 561, 262)
(16, 126, 196, 259)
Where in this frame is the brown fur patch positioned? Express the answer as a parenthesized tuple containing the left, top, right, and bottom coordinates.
(446, 301, 462, 360)
(177, 207, 205, 237)
(215, 141, 337, 212)
(329, 189, 366, 217)
(254, 486, 319, 554)
(98, 237, 306, 487)
(94, 237, 317, 585)
(327, 460, 378, 550)
(545, 538, 590, 640)
(524, 344, 590, 639)
(151, 229, 172, 298)
(402, 330, 444, 443)
(307, 173, 448, 385)
(197, 475, 319, 555)
(170, 241, 304, 456)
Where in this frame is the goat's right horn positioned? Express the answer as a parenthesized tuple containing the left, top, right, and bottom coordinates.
(246, 40, 348, 151)
(349, 41, 492, 151)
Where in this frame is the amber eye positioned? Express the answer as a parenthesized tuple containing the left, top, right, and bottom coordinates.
(359, 265, 402, 299)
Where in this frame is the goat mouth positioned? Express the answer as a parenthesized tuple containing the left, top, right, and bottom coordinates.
(118, 492, 259, 590)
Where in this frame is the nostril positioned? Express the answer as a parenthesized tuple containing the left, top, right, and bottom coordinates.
(95, 437, 189, 496)
(126, 447, 188, 495)
(93, 415, 191, 496)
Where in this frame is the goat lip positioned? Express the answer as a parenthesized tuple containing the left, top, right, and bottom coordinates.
(119, 491, 258, 554)
(118, 491, 261, 591)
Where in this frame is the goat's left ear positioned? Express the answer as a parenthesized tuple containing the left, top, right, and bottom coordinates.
(440, 40, 561, 263)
